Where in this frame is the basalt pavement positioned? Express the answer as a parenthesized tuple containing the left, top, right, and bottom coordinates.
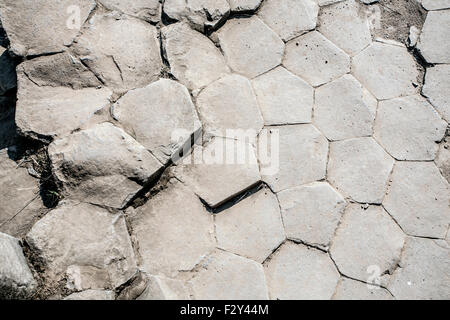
(0, 0, 449, 300)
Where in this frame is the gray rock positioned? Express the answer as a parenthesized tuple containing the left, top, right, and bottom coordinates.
(388, 237, 450, 299)
(48, 122, 164, 209)
(99, 0, 161, 23)
(0, 232, 37, 299)
(138, 275, 190, 300)
(215, 16, 285, 78)
(161, 22, 229, 91)
(423, 64, 450, 122)
(383, 162, 449, 239)
(421, 0, 450, 10)
(26, 202, 137, 290)
(64, 290, 115, 300)
(112, 79, 201, 165)
(435, 140, 450, 182)
(228, 0, 262, 12)
(418, 10, 450, 63)
(333, 278, 392, 300)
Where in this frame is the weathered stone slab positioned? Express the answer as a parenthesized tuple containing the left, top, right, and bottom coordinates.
(64, 290, 115, 300)
(137, 275, 190, 300)
(436, 140, 450, 183)
(418, 10, 450, 63)
(333, 278, 392, 300)
(99, 0, 161, 23)
(423, 65, 450, 122)
(421, 0, 450, 10)
(228, 0, 262, 12)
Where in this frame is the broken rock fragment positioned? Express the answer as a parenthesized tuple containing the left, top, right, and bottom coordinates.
(26, 202, 137, 291)
(0, 0, 95, 56)
(112, 79, 201, 165)
(99, 0, 162, 23)
(48, 122, 164, 209)
(0, 232, 37, 299)
(161, 22, 229, 90)
(163, 0, 230, 33)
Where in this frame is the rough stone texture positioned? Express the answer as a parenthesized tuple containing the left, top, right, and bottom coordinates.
(258, 0, 319, 41)
(374, 95, 447, 161)
(48, 122, 163, 209)
(264, 242, 339, 300)
(328, 138, 394, 204)
(26, 202, 137, 290)
(162, 22, 229, 90)
(15, 74, 112, 141)
(138, 275, 190, 300)
(352, 42, 420, 100)
(112, 79, 201, 164)
(435, 139, 450, 183)
(228, 0, 262, 12)
(189, 250, 268, 300)
(0, 46, 16, 94)
(0, 149, 46, 238)
(196, 74, 264, 139)
(251, 66, 314, 125)
(99, 0, 161, 23)
(417, 10, 450, 63)
(278, 182, 346, 248)
(215, 188, 285, 263)
(388, 237, 450, 300)
(333, 278, 392, 300)
(73, 13, 162, 92)
(383, 162, 449, 239)
(173, 137, 261, 208)
(318, 0, 372, 56)
(314, 74, 377, 141)
(0, 0, 95, 56)
(64, 290, 115, 300)
(215, 16, 285, 78)
(129, 180, 215, 277)
(284, 31, 350, 87)
(163, 0, 230, 32)
(423, 65, 450, 122)
(0, 232, 37, 299)
(330, 204, 405, 282)
(260, 125, 328, 193)
(421, 0, 450, 10)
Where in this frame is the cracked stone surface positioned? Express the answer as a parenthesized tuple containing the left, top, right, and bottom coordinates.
(422, 65, 450, 122)
(417, 10, 450, 64)
(264, 242, 340, 300)
(258, 0, 319, 41)
(352, 42, 420, 100)
(314, 74, 376, 141)
(215, 16, 285, 78)
(283, 31, 350, 87)
(261, 125, 329, 193)
(48, 122, 163, 209)
(215, 188, 285, 263)
(0, 0, 449, 300)
(0, 232, 37, 299)
(26, 202, 137, 291)
(128, 179, 215, 278)
(328, 138, 394, 204)
(383, 162, 450, 239)
(330, 204, 405, 282)
(278, 182, 346, 248)
(374, 95, 447, 161)
(388, 237, 450, 300)
(189, 250, 268, 300)
(251, 66, 314, 125)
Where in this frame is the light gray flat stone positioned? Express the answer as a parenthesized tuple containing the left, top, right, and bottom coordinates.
(251, 66, 314, 125)
(64, 290, 115, 300)
(228, 0, 262, 12)
(264, 242, 339, 300)
(128, 179, 215, 277)
(162, 22, 229, 90)
(436, 140, 450, 182)
(284, 31, 350, 87)
(333, 278, 392, 300)
(318, 0, 372, 56)
(418, 10, 450, 63)
(260, 125, 329, 193)
(99, 0, 161, 23)
(215, 188, 285, 263)
(258, 0, 319, 41)
(215, 16, 285, 78)
(352, 42, 420, 100)
(189, 250, 269, 300)
(330, 204, 405, 282)
(112, 79, 201, 165)
(423, 64, 450, 122)
(26, 202, 137, 290)
(0, 232, 37, 299)
(383, 162, 449, 239)
(138, 275, 190, 300)
(374, 95, 447, 160)
(421, 0, 450, 10)
(314, 74, 377, 141)
(328, 138, 394, 204)
(48, 122, 163, 209)
(388, 237, 450, 299)
(278, 182, 346, 248)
